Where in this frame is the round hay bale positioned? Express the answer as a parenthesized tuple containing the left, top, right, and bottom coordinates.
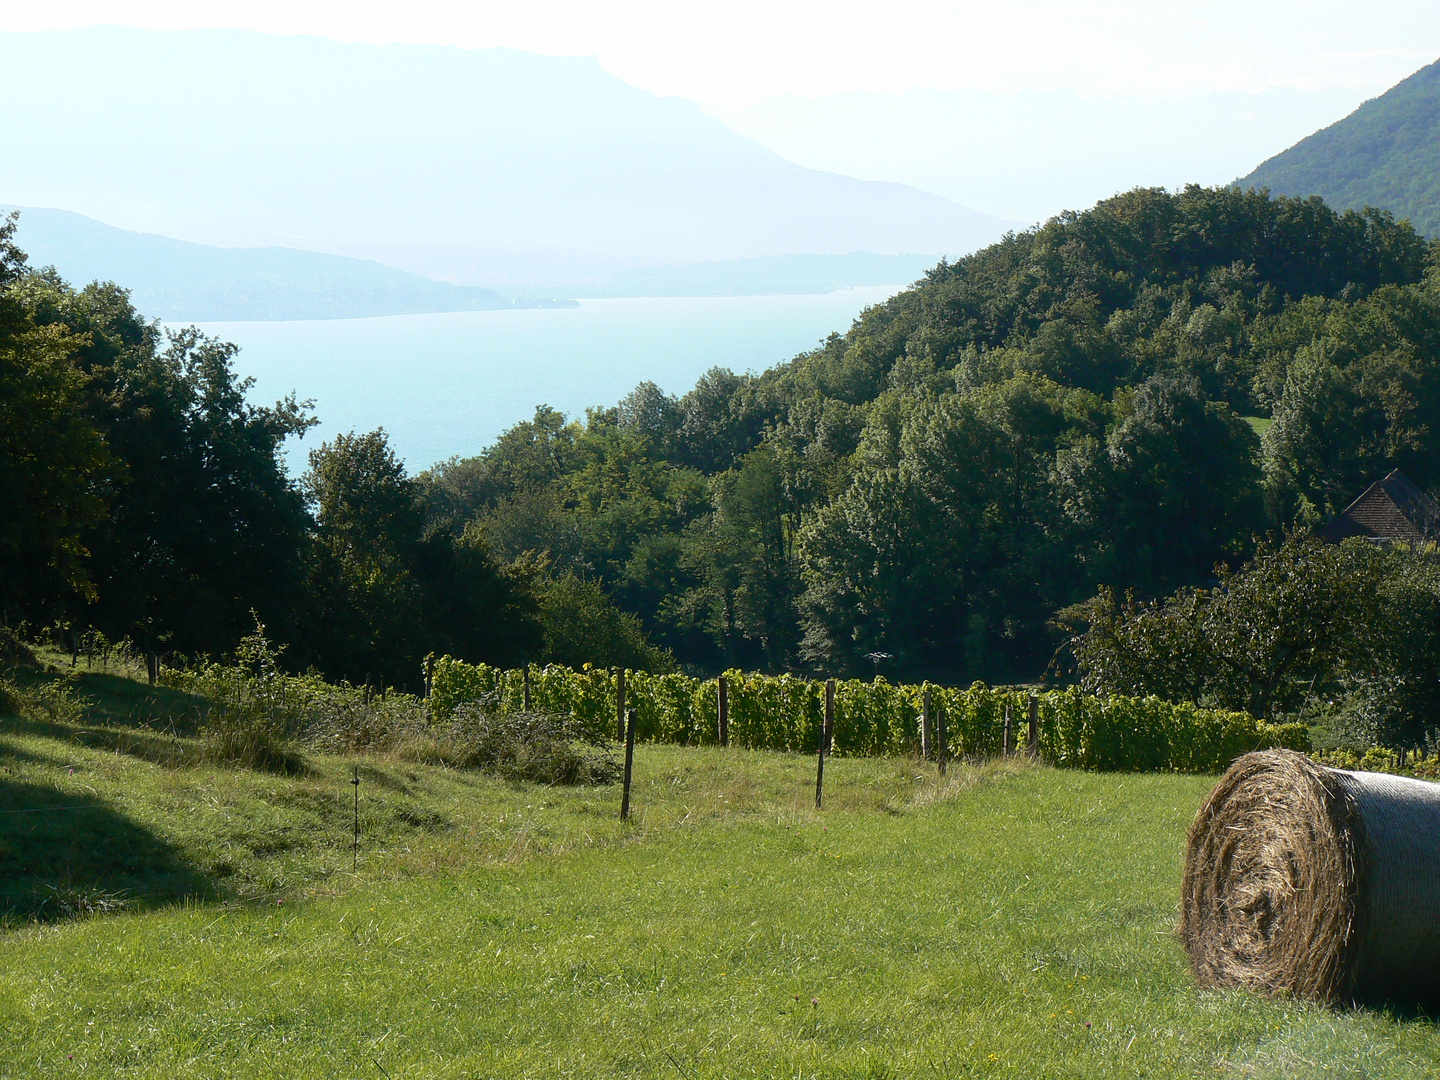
(1181, 749, 1440, 1004)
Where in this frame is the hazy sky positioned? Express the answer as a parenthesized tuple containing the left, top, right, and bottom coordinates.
(7, 1, 1438, 109)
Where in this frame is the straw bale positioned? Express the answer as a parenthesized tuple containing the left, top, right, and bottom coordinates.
(1181, 749, 1440, 1004)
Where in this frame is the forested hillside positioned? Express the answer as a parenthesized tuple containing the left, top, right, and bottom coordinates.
(421, 185, 1439, 681)
(7, 187, 1440, 687)
(1241, 57, 1440, 237)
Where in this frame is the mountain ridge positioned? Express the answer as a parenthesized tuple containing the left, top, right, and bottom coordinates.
(3, 206, 550, 322)
(1239, 57, 1440, 236)
(8, 206, 941, 320)
(0, 27, 1017, 286)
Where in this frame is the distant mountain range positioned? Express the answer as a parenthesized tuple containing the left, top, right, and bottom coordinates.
(6, 206, 941, 321)
(5, 207, 536, 321)
(0, 27, 1016, 292)
(1240, 58, 1440, 236)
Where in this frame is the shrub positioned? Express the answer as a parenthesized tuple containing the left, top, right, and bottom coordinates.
(303, 692, 430, 755)
(0, 674, 88, 726)
(402, 702, 619, 785)
(177, 618, 309, 774)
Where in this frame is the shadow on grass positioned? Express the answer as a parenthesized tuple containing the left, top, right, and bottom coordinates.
(5, 666, 314, 776)
(25, 666, 209, 736)
(0, 777, 218, 924)
(2, 708, 198, 769)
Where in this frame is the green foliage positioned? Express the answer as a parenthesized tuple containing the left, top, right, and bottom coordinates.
(300, 428, 544, 685)
(0, 214, 113, 609)
(1072, 533, 1440, 747)
(0, 670, 88, 727)
(429, 658, 1303, 772)
(535, 571, 675, 673)
(172, 619, 309, 773)
(12, 186, 1440, 691)
(9, 262, 316, 654)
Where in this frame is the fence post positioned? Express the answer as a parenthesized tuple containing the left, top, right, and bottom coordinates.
(616, 668, 627, 743)
(1003, 702, 1012, 757)
(718, 675, 729, 747)
(937, 705, 948, 776)
(816, 679, 835, 808)
(921, 687, 932, 761)
(522, 663, 532, 711)
(351, 766, 361, 870)
(621, 707, 637, 820)
(1027, 693, 1039, 759)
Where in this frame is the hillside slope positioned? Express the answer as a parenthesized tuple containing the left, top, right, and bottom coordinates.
(1239, 57, 1440, 236)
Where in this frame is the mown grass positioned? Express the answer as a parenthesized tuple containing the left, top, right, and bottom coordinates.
(3, 664, 1440, 1077)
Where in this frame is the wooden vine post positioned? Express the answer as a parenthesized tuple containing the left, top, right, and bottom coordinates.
(1003, 702, 1012, 757)
(522, 663, 532, 711)
(936, 705, 948, 777)
(615, 668, 627, 742)
(351, 766, 361, 869)
(815, 679, 835, 808)
(921, 687, 932, 761)
(718, 675, 729, 747)
(620, 707, 637, 820)
(1027, 693, 1039, 759)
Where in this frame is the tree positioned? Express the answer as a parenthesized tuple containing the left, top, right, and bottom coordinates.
(301, 429, 542, 685)
(6, 255, 314, 654)
(535, 572, 673, 672)
(76, 325, 314, 657)
(1067, 533, 1386, 720)
(0, 215, 114, 617)
(678, 446, 802, 671)
(1103, 373, 1264, 595)
(0, 321, 112, 615)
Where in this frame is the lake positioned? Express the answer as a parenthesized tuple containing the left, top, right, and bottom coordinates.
(194, 287, 901, 471)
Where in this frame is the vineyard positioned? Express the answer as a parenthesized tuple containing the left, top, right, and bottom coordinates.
(429, 658, 1308, 774)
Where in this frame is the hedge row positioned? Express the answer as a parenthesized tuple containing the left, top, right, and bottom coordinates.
(428, 658, 1308, 774)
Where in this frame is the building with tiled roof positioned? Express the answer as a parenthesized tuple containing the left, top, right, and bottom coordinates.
(1319, 469, 1440, 545)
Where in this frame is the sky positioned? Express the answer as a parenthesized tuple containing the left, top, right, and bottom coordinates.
(6, 0, 1437, 109)
(4, 2, 1438, 225)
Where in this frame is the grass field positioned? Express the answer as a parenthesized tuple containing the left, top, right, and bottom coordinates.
(3, 662, 1440, 1078)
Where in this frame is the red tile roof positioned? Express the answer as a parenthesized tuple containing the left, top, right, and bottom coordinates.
(1320, 469, 1440, 544)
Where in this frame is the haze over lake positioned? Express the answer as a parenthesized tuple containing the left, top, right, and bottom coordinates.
(197, 286, 901, 470)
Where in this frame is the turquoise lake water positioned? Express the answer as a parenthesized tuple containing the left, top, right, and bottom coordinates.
(195, 286, 900, 471)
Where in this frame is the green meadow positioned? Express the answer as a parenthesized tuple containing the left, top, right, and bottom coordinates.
(3, 665, 1440, 1078)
